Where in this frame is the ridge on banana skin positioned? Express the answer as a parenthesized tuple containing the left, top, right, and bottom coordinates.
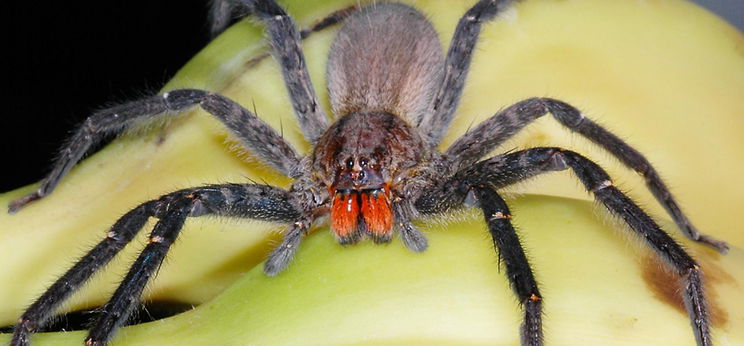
(1, 0, 743, 344)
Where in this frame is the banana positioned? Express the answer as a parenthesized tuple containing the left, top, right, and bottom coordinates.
(1, 0, 742, 345)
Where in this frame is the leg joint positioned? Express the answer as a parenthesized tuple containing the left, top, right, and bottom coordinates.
(162, 89, 209, 111)
(592, 179, 614, 192)
(542, 98, 585, 127)
(489, 211, 512, 221)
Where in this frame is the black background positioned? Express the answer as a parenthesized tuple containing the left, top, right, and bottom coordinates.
(3, 0, 742, 193)
(4, 1, 208, 192)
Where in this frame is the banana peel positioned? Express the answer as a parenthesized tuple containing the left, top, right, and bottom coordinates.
(1, 0, 743, 344)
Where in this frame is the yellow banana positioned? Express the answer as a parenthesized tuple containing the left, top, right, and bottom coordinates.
(0, 0, 742, 345)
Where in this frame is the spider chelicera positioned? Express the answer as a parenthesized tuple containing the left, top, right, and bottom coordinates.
(6, 0, 730, 345)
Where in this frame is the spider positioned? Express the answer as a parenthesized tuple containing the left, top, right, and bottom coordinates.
(5, 0, 731, 345)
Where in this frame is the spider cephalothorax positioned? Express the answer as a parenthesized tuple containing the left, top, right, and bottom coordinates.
(314, 110, 428, 244)
(7, 1, 729, 345)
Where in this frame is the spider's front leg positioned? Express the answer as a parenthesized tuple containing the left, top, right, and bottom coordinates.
(221, 0, 329, 143)
(12, 183, 305, 346)
(419, 0, 518, 144)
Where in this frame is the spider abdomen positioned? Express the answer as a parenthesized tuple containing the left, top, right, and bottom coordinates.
(326, 2, 444, 124)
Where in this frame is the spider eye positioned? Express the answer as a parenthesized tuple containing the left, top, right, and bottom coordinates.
(359, 158, 368, 167)
(346, 159, 354, 168)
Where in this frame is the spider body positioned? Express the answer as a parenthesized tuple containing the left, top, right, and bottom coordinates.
(6, 0, 731, 345)
(310, 2, 442, 246)
(315, 111, 426, 244)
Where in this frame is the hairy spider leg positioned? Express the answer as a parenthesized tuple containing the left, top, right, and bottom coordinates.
(7, 0, 354, 214)
(12, 184, 301, 346)
(84, 197, 194, 346)
(263, 214, 313, 276)
(210, 0, 357, 40)
(442, 97, 728, 252)
(408, 0, 726, 253)
(7, 89, 301, 213)
(418, 0, 518, 145)
(237, 0, 328, 144)
(417, 147, 712, 346)
(11, 202, 157, 346)
(393, 204, 428, 253)
(473, 187, 543, 346)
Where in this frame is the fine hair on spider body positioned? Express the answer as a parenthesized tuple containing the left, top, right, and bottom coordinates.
(7, 0, 729, 345)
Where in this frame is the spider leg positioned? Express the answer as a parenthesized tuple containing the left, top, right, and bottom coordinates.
(418, 0, 518, 145)
(473, 186, 542, 346)
(394, 203, 428, 252)
(421, 148, 712, 346)
(12, 183, 301, 346)
(10, 202, 156, 346)
(8, 89, 300, 213)
(263, 214, 311, 276)
(443, 97, 728, 253)
(235, 0, 329, 144)
(209, 0, 356, 40)
(84, 196, 194, 346)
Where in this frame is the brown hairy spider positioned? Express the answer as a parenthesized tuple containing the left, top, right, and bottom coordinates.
(7, 0, 729, 345)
